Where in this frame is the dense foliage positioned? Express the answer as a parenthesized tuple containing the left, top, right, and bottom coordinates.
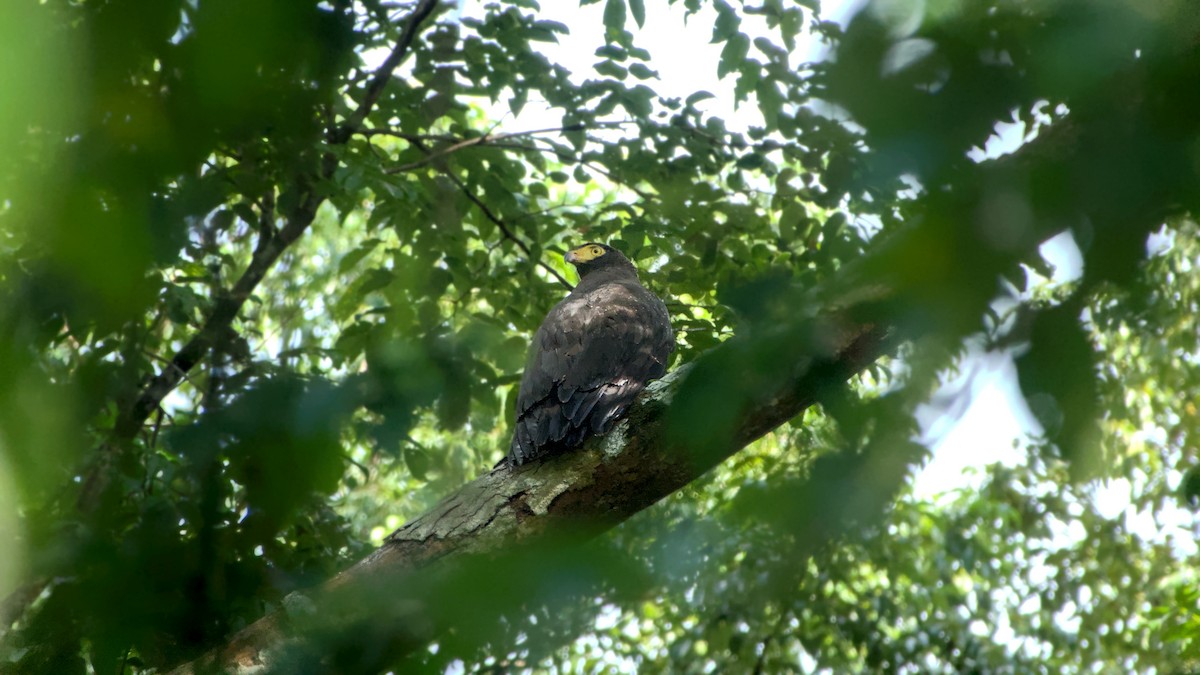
(2, 0, 1199, 672)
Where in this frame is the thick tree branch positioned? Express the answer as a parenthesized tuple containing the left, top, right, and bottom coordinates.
(167, 309, 896, 674)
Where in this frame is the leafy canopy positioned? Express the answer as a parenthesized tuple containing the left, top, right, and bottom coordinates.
(2, 0, 1200, 672)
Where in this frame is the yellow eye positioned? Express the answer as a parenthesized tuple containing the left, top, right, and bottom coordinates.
(591, 246, 604, 255)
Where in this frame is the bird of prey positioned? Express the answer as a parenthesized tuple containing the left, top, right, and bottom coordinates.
(508, 243, 674, 465)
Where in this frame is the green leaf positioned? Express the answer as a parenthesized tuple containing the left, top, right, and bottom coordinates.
(718, 32, 750, 79)
(338, 238, 382, 274)
(595, 92, 620, 116)
(595, 44, 626, 61)
(334, 322, 374, 361)
(1016, 299, 1101, 479)
(405, 446, 431, 481)
(628, 63, 657, 80)
(210, 209, 235, 232)
(358, 268, 395, 296)
(629, 0, 646, 28)
(711, 0, 740, 42)
(621, 85, 655, 117)
(595, 60, 628, 80)
(532, 19, 569, 35)
(603, 0, 627, 33)
(628, 46, 651, 60)
(736, 153, 766, 170)
(778, 202, 806, 239)
(527, 26, 561, 43)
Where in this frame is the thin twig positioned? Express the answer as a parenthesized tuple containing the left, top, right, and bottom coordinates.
(668, 301, 716, 309)
(360, 121, 629, 145)
(510, 202, 589, 222)
(257, 188, 277, 241)
(458, 136, 658, 202)
(752, 612, 789, 675)
(344, 453, 371, 482)
(442, 169, 574, 290)
(359, 129, 458, 142)
(381, 124, 592, 174)
(141, 349, 203, 391)
(400, 137, 574, 290)
(385, 131, 659, 203)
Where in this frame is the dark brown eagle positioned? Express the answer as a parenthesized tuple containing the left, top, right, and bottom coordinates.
(508, 243, 674, 465)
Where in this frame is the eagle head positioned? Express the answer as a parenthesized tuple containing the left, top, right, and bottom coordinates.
(564, 242, 636, 279)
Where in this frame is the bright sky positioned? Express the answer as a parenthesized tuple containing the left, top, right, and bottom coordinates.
(457, 0, 864, 132)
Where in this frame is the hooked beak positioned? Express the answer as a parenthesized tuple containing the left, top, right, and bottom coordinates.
(564, 250, 580, 264)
